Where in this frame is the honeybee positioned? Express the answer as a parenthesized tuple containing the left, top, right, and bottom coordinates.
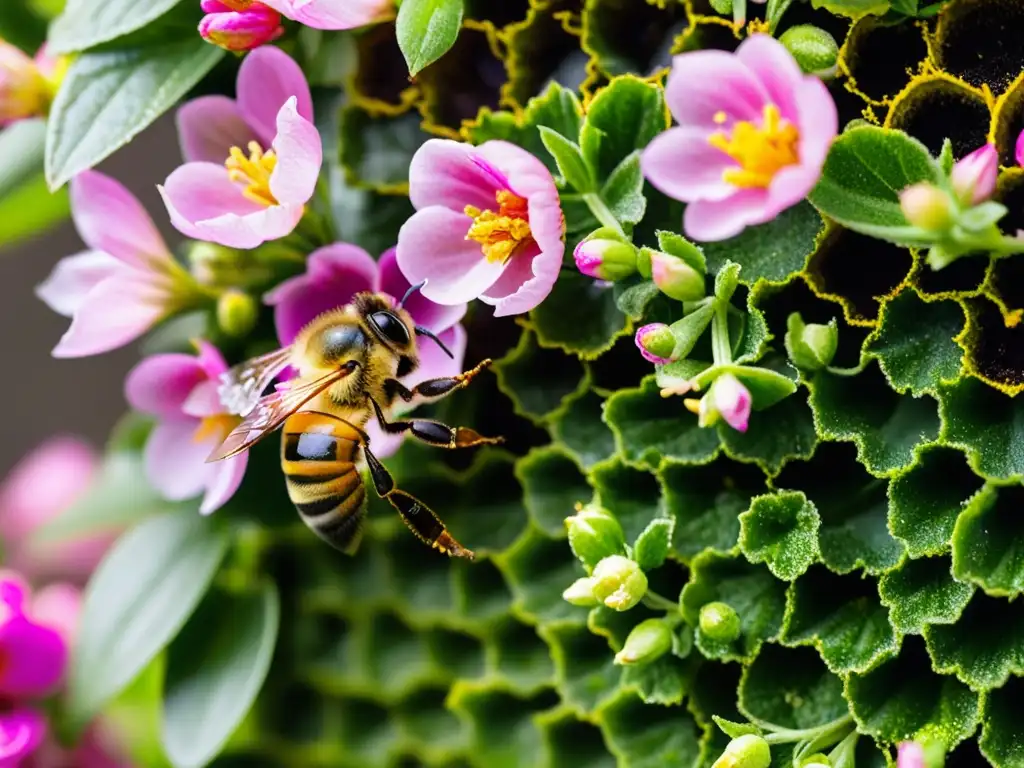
(206, 284, 502, 559)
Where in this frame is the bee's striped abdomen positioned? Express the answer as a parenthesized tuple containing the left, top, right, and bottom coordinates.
(281, 412, 367, 554)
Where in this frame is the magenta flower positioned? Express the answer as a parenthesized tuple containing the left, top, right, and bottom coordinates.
(265, 243, 467, 458)
(642, 34, 838, 242)
(950, 143, 997, 206)
(125, 341, 247, 515)
(36, 171, 198, 358)
(0, 436, 118, 584)
(159, 46, 321, 249)
(696, 373, 751, 432)
(199, 0, 284, 51)
(0, 575, 66, 700)
(0, 708, 46, 765)
(259, 0, 394, 29)
(397, 139, 565, 317)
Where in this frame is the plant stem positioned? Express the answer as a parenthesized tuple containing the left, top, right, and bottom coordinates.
(642, 589, 678, 612)
(710, 302, 732, 366)
(583, 192, 627, 240)
(762, 714, 854, 746)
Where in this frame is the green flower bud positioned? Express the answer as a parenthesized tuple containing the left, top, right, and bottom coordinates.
(699, 601, 741, 642)
(217, 290, 259, 338)
(614, 618, 673, 665)
(591, 555, 648, 611)
(899, 182, 955, 232)
(785, 313, 838, 372)
(188, 241, 244, 285)
(650, 249, 706, 302)
(575, 229, 639, 282)
(779, 25, 839, 78)
(562, 577, 600, 607)
(712, 734, 771, 768)
(635, 323, 677, 364)
(800, 754, 831, 768)
(565, 504, 626, 568)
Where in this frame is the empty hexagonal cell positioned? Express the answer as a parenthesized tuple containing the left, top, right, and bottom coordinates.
(961, 296, 1024, 392)
(351, 23, 420, 113)
(841, 17, 927, 104)
(934, 0, 1024, 93)
(503, 1, 587, 107)
(488, 620, 557, 692)
(886, 75, 990, 158)
(419, 26, 507, 134)
(583, 0, 687, 79)
(539, 709, 616, 767)
(449, 685, 560, 767)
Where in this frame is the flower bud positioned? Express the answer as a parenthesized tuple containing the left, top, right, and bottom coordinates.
(699, 601, 741, 642)
(0, 39, 50, 125)
(614, 618, 673, 665)
(786, 313, 838, 372)
(712, 734, 771, 768)
(565, 504, 626, 569)
(699, 373, 751, 433)
(574, 235, 639, 282)
(950, 143, 997, 206)
(779, 25, 839, 78)
(635, 323, 677, 364)
(591, 555, 647, 611)
(650, 250, 706, 302)
(217, 289, 259, 337)
(899, 183, 955, 232)
(562, 577, 600, 607)
(897, 742, 924, 768)
(800, 755, 831, 768)
(199, 0, 284, 52)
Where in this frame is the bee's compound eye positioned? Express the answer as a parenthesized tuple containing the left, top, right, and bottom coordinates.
(370, 311, 411, 347)
(320, 325, 366, 361)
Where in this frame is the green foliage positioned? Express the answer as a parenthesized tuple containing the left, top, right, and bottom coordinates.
(396, 0, 464, 76)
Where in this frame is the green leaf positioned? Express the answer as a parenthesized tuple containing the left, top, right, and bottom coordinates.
(0, 173, 70, 248)
(516, 446, 590, 537)
(703, 202, 824, 285)
(938, 378, 1024, 481)
(878, 555, 974, 635)
(807, 125, 941, 243)
(980, 680, 1024, 767)
(396, 0, 464, 76)
(810, 0, 890, 17)
(866, 290, 964, 395)
(0, 118, 46, 199)
(952, 484, 1024, 597)
(738, 644, 849, 728)
(603, 693, 704, 767)
(48, 0, 184, 53)
(620, 654, 691, 706)
(580, 75, 667, 182)
(719, 393, 818, 476)
(604, 376, 721, 469)
(714, 262, 741, 305)
(492, 329, 586, 422)
(782, 566, 898, 674)
(667, 302, 715, 361)
(46, 38, 224, 190)
(601, 151, 646, 225)
(712, 716, 761, 739)
(68, 511, 229, 729)
(657, 231, 707, 275)
(847, 637, 980, 749)
(632, 517, 674, 571)
(888, 446, 982, 558)
(550, 391, 617, 470)
(162, 584, 280, 768)
(527, 272, 629, 358)
(538, 126, 594, 193)
(613, 276, 662, 321)
(739, 491, 821, 581)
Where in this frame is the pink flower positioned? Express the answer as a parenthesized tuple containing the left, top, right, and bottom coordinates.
(634, 323, 675, 364)
(0, 437, 117, 584)
(396, 139, 565, 317)
(159, 46, 321, 249)
(0, 40, 63, 126)
(125, 341, 247, 515)
(259, 0, 394, 29)
(0, 708, 46, 765)
(265, 244, 467, 458)
(36, 171, 198, 358)
(199, 0, 284, 51)
(897, 742, 924, 768)
(950, 143, 997, 206)
(0, 575, 66, 700)
(697, 373, 751, 432)
(641, 34, 838, 242)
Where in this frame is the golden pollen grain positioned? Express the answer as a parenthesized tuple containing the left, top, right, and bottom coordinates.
(707, 103, 800, 189)
(464, 189, 533, 264)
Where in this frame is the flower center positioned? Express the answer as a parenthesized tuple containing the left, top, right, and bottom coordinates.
(464, 189, 533, 264)
(225, 141, 278, 207)
(193, 414, 238, 444)
(707, 104, 800, 189)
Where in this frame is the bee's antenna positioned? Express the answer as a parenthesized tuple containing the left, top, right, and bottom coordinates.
(414, 325, 454, 359)
(397, 279, 428, 309)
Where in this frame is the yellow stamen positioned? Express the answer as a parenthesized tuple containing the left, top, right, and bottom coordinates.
(713, 110, 728, 125)
(707, 103, 800, 189)
(464, 189, 533, 264)
(225, 141, 278, 207)
(194, 414, 238, 444)
(683, 398, 702, 415)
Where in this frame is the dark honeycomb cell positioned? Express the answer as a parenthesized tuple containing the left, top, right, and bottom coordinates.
(992, 76, 1024, 165)
(673, 16, 741, 55)
(831, 79, 872, 128)
(962, 297, 1024, 390)
(842, 18, 927, 103)
(419, 26, 507, 133)
(352, 23, 419, 112)
(911, 250, 988, 298)
(934, 0, 1024, 93)
(503, 4, 585, 108)
(807, 228, 914, 324)
(583, 0, 688, 77)
(465, 0, 531, 28)
(886, 76, 990, 158)
(984, 255, 1024, 321)
(995, 169, 1024, 236)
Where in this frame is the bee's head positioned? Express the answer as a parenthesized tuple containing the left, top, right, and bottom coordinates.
(354, 292, 419, 376)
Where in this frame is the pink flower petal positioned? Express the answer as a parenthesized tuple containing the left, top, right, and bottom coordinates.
(259, 0, 394, 30)
(264, 242, 378, 344)
(268, 96, 322, 206)
(377, 247, 466, 334)
(396, 207, 506, 305)
(51, 274, 170, 358)
(199, 453, 247, 515)
(176, 95, 257, 164)
(683, 189, 770, 242)
(182, 379, 223, 419)
(665, 49, 770, 130)
(236, 45, 313, 147)
(0, 614, 66, 697)
(479, 241, 559, 317)
(143, 419, 210, 502)
(641, 127, 736, 203)
(29, 582, 82, 646)
(737, 34, 804, 124)
(363, 420, 406, 460)
(195, 338, 230, 381)
(35, 251, 125, 318)
(124, 353, 206, 418)
(70, 171, 171, 269)
(0, 708, 46, 764)
(408, 138, 502, 213)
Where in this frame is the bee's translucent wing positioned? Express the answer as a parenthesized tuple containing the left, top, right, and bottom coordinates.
(207, 365, 356, 462)
(217, 346, 294, 416)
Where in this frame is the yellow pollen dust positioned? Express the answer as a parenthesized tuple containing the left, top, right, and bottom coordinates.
(225, 141, 278, 207)
(464, 189, 533, 264)
(194, 414, 238, 445)
(707, 103, 800, 189)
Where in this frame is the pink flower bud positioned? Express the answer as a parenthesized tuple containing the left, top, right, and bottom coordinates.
(700, 373, 751, 432)
(574, 237, 638, 281)
(199, 1, 284, 52)
(0, 39, 49, 126)
(649, 250, 705, 302)
(899, 182, 954, 232)
(897, 742, 924, 768)
(635, 323, 676, 364)
(950, 143, 997, 206)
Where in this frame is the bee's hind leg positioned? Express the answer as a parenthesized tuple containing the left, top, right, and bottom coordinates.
(361, 444, 474, 558)
(367, 397, 503, 450)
